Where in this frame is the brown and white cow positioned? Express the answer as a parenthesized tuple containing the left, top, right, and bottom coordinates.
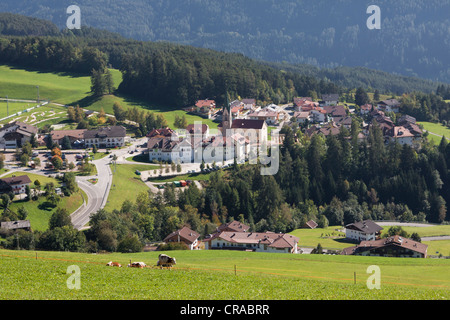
(157, 254, 176, 269)
(106, 261, 122, 267)
(127, 262, 147, 268)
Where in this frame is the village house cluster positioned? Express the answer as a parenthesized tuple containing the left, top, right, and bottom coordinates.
(0, 121, 127, 151)
(160, 219, 428, 257)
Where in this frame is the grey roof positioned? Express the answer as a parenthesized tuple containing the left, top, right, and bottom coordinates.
(322, 94, 340, 101)
(345, 220, 383, 234)
(83, 126, 126, 139)
(1, 220, 31, 230)
(231, 119, 266, 130)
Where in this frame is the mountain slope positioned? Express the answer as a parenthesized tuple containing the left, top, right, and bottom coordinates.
(2, 0, 450, 83)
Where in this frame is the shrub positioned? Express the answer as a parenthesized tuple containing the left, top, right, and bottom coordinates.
(157, 242, 189, 251)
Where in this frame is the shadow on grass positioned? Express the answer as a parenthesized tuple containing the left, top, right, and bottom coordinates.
(7, 64, 89, 79)
(38, 201, 57, 211)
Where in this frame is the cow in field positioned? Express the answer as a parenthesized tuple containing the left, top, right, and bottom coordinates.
(106, 261, 122, 267)
(127, 262, 147, 268)
(157, 254, 176, 269)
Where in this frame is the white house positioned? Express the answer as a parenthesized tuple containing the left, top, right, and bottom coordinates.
(0, 121, 38, 149)
(204, 231, 299, 254)
(0, 175, 32, 195)
(83, 126, 126, 149)
(345, 220, 383, 242)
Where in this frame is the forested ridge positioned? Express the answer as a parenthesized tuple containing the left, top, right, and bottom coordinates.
(0, 13, 447, 109)
(2, 0, 450, 83)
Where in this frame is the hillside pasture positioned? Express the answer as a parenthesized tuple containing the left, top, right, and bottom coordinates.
(0, 249, 449, 300)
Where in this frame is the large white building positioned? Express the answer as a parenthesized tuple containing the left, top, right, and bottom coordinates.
(83, 126, 126, 149)
(345, 220, 383, 242)
(204, 231, 299, 254)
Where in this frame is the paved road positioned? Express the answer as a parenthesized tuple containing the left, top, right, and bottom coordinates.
(71, 137, 148, 230)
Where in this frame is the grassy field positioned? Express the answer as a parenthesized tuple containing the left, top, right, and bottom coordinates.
(0, 65, 91, 104)
(289, 226, 349, 250)
(0, 65, 218, 130)
(0, 249, 449, 300)
(0, 101, 34, 119)
(0, 171, 85, 232)
(104, 163, 158, 211)
(290, 224, 450, 256)
(419, 121, 450, 144)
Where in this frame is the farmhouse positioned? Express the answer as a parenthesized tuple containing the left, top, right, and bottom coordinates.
(345, 220, 383, 242)
(84, 126, 126, 148)
(0, 121, 38, 149)
(204, 231, 299, 254)
(341, 235, 428, 258)
(0, 175, 32, 195)
(163, 226, 200, 250)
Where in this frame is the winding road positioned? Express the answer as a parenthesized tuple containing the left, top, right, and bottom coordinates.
(70, 137, 148, 230)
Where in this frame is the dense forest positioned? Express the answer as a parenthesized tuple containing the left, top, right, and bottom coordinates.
(0, 12, 448, 120)
(2, 0, 450, 83)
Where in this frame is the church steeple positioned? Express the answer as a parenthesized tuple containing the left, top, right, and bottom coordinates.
(221, 92, 232, 135)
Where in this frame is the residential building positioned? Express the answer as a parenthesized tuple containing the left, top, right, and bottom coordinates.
(377, 99, 401, 113)
(324, 105, 347, 120)
(293, 111, 311, 125)
(247, 109, 279, 125)
(0, 121, 38, 149)
(386, 126, 415, 146)
(341, 235, 428, 258)
(217, 220, 251, 233)
(0, 175, 32, 195)
(345, 220, 383, 242)
(163, 226, 200, 250)
(51, 129, 86, 147)
(204, 231, 299, 254)
(241, 99, 257, 110)
(84, 126, 126, 148)
(310, 107, 328, 123)
(320, 94, 340, 106)
(148, 136, 193, 164)
(360, 104, 373, 115)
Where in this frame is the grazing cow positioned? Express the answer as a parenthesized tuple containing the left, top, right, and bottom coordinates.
(127, 262, 147, 268)
(106, 261, 122, 267)
(157, 254, 177, 269)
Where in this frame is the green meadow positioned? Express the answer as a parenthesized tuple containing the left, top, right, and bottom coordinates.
(419, 121, 450, 144)
(0, 65, 91, 104)
(1, 171, 85, 232)
(104, 163, 158, 212)
(0, 65, 218, 130)
(0, 249, 449, 300)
